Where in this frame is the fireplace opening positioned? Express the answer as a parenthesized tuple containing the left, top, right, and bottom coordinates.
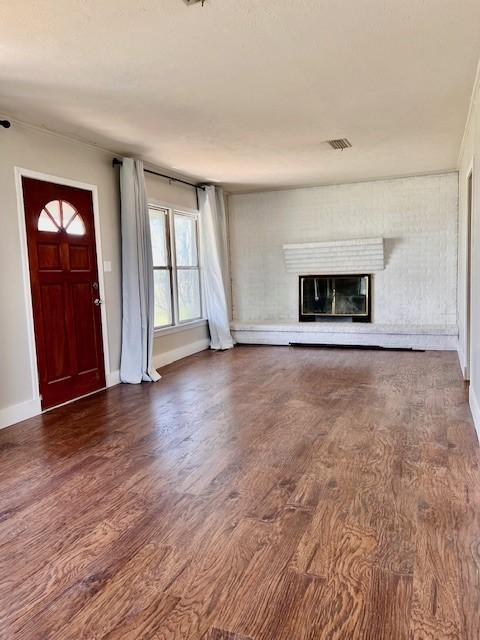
(299, 275, 371, 322)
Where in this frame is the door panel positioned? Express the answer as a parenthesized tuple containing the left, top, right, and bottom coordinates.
(69, 244, 91, 271)
(37, 243, 62, 270)
(22, 177, 106, 409)
(71, 282, 99, 374)
(40, 283, 71, 382)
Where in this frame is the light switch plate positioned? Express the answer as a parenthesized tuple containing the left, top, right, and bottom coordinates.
(103, 261, 112, 272)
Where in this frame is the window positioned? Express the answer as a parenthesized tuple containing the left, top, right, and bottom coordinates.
(38, 199, 85, 235)
(149, 206, 202, 329)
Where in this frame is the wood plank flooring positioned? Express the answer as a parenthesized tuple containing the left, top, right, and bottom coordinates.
(0, 345, 479, 639)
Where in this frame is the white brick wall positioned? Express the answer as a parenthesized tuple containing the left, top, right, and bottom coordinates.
(228, 173, 458, 326)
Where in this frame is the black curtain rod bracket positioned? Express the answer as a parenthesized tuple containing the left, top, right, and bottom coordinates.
(112, 157, 205, 191)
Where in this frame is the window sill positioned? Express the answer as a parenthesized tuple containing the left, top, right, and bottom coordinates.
(154, 318, 208, 338)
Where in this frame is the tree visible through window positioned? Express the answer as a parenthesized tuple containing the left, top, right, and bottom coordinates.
(149, 206, 202, 328)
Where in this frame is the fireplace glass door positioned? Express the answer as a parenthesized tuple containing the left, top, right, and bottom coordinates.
(300, 275, 370, 321)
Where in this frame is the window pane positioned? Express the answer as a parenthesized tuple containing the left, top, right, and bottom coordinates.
(174, 214, 198, 267)
(38, 210, 59, 232)
(39, 200, 85, 234)
(149, 209, 168, 267)
(66, 214, 86, 235)
(177, 269, 201, 322)
(62, 201, 77, 227)
(154, 270, 172, 327)
(44, 201, 61, 227)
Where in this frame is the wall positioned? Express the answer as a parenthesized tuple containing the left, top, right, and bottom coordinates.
(0, 121, 208, 428)
(229, 174, 458, 327)
(0, 123, 122, 422)
(457, 117, 475, 377)
(457, 72, 480, 438)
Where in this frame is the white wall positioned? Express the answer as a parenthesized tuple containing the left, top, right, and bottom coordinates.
(457, 118, 475, 377)
(457, 72, 480, 438)
(229, 174, 458, 327)
(0, 121, 208, 428)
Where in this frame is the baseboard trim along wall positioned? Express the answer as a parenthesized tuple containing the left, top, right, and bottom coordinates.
(106, 369, 121, 387)
(0, 397, 42, 431)
(469, 386, 480, 442)
(457, 343, 470, 379)
(153, 338, 210, 370)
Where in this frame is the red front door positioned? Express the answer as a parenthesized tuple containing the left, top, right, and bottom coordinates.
(22, 177, 106, 409)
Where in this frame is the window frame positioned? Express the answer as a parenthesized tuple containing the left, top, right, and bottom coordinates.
(150, 205, 174, 329)
(148, 202, 204, 333)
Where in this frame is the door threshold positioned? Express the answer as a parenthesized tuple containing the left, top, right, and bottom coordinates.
(42, 385, 108, 414)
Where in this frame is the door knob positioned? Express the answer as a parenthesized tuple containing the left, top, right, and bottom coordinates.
(94, 298, 103, 306)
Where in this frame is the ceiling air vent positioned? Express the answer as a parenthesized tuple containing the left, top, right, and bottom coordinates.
(326, 138, 352, 150)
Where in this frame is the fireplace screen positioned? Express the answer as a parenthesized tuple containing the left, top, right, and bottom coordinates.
(299, 275, 370, 321)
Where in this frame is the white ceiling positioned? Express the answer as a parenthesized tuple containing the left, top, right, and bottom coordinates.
(1, 0, 480, 192)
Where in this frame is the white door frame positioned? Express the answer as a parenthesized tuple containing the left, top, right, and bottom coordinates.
(465, 160, 474, 379)
(14, 166, 112, 410)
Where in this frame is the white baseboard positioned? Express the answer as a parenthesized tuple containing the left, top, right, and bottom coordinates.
(153, 338, 210, 370)
(106, 369, 121, 387)
(469, 385, 480, 443)
(457, 344, 470, 379)
(0, 397, 42, 431)
(457, 343, 466, 374)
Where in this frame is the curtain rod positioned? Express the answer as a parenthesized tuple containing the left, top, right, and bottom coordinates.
(112, 157, 206, 191)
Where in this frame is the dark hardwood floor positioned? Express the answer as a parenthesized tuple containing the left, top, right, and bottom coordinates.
(0, 345, 479, 639)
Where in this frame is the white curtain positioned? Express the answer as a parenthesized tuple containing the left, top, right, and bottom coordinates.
(120, 158, 160, 383)
(200, 185, 235, 350)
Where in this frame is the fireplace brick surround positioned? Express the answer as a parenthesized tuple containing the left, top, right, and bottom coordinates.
(228, 173, 458, 350)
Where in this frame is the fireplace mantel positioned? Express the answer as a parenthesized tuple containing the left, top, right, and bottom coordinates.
(283, 237, 384, 274)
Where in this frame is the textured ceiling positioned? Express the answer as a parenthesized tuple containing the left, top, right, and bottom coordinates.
(1, 0, 480, 192)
